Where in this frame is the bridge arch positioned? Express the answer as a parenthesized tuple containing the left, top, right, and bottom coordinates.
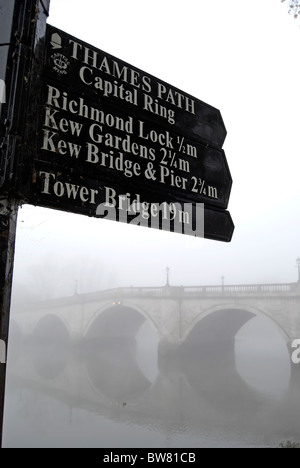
(31, 314, 71, 380)
(82, 303, 159, 403)
(83, 300, 159, 339)
(182, 303, 291, 344)
(179, 304, 291, 407)
(32, 314, 71, 342)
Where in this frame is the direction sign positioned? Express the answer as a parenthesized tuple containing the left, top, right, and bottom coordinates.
(36, 81, 232, 210)
(44, 25, 227, 150)
(16, 24, 234, 242)
(30, 165, 234, 242)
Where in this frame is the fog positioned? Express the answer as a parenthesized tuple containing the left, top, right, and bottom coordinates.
(3, 0, 300, 448)
(3, 205, 300, 448)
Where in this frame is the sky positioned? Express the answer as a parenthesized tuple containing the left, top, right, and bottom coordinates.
(12, 0, 300, 297)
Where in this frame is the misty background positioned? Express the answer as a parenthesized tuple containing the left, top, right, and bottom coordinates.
(11, 0, 300, 298)
(3, 0, 300, 448)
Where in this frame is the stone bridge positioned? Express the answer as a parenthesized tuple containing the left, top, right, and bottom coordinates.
(11, 281, 300, 352)
(7, 280, 300, 442)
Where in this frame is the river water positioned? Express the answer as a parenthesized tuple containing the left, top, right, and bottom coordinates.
(3, 311, 300, 448)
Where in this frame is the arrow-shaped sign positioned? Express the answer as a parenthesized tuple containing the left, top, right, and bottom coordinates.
(43, 25, 227, 149)
(28, 165, 234, 242)
(204, 207, 234, 243)
(36, 82, 232, 210)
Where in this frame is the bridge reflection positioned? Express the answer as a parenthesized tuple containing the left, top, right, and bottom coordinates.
(6, 282, 300, 445)
(178, 309, 262, 412)
(7, 312, 300, 444)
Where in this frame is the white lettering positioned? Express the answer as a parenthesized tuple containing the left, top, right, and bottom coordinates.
(38, 172, 98, 204)
(41, 129, 81, 158)
(157, 83, 196, 115)
(138, 121, 174, 148)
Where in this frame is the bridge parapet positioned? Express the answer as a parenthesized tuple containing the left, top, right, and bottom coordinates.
(12, 282, 300, 316)
(11, 281, 300, 345)
(183, 283, 298, 296)
(89, 282, 299, 300)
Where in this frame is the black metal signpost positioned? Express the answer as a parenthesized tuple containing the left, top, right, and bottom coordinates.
(0, 0, 50, 447)
(16, 24, 234, 242)
(0, 0, 20, 447)
(0, 0, 234, 447)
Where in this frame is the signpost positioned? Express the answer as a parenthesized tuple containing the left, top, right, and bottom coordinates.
(0, 0, 50, 447)
(15, 24, 234, 241)
(0, 0, 234, 447)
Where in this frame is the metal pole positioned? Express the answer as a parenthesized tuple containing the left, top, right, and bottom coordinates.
(0, 0, 18, 447)
(166, 266, 170, 286)
(0, 0, 16, 189)
(0, 0, 50, 446)
(297, 258, 300, 283)
(0, 1, 15, 80)
(0, 198, 18, 447)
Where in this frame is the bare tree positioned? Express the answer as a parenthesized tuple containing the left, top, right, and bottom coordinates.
(281, 0, 300, 19)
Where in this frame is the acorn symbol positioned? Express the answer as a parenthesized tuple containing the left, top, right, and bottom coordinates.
(51, 33, 62, 50)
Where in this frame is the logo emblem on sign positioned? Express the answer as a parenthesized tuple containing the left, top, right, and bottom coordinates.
(50, 53, 70, 76)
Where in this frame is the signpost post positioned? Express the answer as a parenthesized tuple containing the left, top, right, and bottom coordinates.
(0, 0, 234, 447)
(0, 199, 18, 446)
(0, 0, 50, 447)
(0, 0, 15, 189)
(0, 0, 18, 446)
